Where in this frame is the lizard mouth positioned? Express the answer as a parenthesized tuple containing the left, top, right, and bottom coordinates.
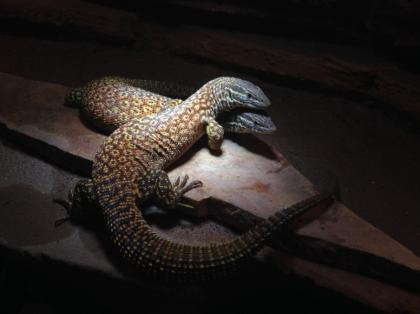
(219, 108, 277, 134)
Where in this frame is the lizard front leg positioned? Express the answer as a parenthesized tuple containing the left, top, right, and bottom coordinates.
(137, 169, 202, 210)
(203, 116, 224, 151)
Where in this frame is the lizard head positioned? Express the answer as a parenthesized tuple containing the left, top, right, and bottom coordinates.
(210, 77, 275, 133)
(216, 77, 271, 111)
(220, 108, 277, 134)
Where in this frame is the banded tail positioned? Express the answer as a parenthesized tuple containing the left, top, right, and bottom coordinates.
(103, 188, 331, 281)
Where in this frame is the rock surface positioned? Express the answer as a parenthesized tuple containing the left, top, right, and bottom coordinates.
(1, 72, 420, 312)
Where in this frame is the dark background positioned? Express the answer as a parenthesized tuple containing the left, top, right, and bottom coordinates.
(0, 0, 419, 313)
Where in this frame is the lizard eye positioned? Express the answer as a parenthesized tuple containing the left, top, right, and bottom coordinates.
(246, 93, 252, 99)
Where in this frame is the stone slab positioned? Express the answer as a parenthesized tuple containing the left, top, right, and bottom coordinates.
(0, 183, 235, 289)
(1, 72, 420, 312)
(267, 249, 420, 314)
(1, 72, 419, 268)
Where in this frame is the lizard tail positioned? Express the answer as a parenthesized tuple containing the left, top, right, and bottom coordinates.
(101, 184, 330, 282)
(65, 87, 84, 107)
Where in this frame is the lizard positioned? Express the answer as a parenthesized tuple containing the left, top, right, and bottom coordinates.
(59, 75, 278, 224)
(62, 76, 330, 281)
(65, 75, 277, 134)
(59, 75, 278, 223)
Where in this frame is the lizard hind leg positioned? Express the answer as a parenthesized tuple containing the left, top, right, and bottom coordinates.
(146, 169, 203, 210)
(64, 87, 84, 107)
(55, 179, 101, 226)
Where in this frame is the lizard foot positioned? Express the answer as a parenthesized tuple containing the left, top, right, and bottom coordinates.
(53, 179, 100, 226)
(173, 174, 203, 195)
(153, 171, 203, 210)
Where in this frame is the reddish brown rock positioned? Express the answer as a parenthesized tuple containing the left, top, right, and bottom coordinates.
(1, 72, 420, 312)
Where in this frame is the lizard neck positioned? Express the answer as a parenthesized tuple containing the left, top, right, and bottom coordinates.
(179, 77, 237, 121)
(148, 79, 234, 168)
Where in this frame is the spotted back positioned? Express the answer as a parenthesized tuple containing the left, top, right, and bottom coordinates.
(81, 77, 183, 132)
(89, 77, 300, 281)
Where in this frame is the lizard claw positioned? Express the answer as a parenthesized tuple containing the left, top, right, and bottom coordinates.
(53, 198, 71, 211)
(179, 174, 189, 189)
(53, 188, 74, 227)
(54, 216, 71, 227)
(180, 180, 203, 194)
(173, 174, 189, 189)
(173, 176, 181, 188)
(173, 175, 202, 195)
(177, 202, 195, 210)
(53, 199, 71, 227)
